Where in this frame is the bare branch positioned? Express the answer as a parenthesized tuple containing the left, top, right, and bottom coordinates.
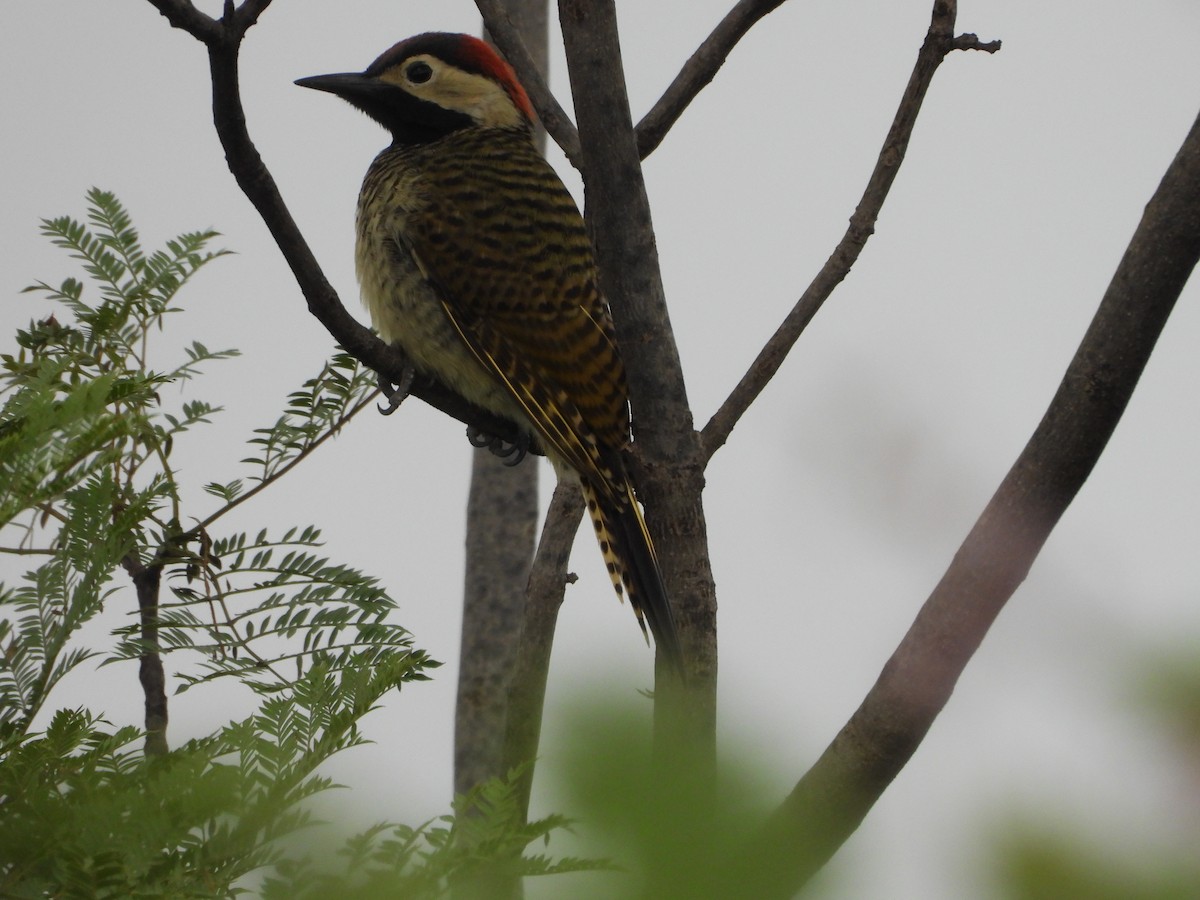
(144, 0, 220, 43)
(233, 0, 273, 31)
(954, 32, 1002, 52)
(635, 0, 790, 159)
(475, 0, 583, 164)
(732, 100, 1200, 900)
(701, 1, 1000, 459)
(144, 0, 272, 41)
(503, 481, 584, 815)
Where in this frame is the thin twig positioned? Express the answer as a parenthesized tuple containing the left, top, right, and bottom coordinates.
(193, 389, 379, 534)
(144, 0, 220, 43)
(700, 1, 1000, 460)
(475, 0, 583, 164)
(207, 570, 289, 685)
(635, 0, 790, 159)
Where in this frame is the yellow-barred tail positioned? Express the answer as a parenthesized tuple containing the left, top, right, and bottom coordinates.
(581, 481, 683, 671)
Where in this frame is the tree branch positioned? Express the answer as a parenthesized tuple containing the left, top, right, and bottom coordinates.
(559, 0, 719, 760)
(232, 0, 273, 32)
(503, 481, 584, 816)
(145, 0, 272, 41)
(475, 0, 583, 164)
(122, 551, 168, 756)
(700, 0, 1000, 459)
(144, 0, 539, 455)
(144, 0, 220, 43)
(455, 453, 539, 791)
(735, 99, 1200, 900)
(635, 0, 790, 159)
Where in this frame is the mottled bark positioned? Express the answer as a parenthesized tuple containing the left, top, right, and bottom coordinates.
(456, 452, 539, 797)
(503, 481, 585, 817)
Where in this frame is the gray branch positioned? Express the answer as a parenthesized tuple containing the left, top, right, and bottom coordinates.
(503, 481, 585, 816)
(701, 0, 1000, 459)
(635, 0, 791, 158)
(729, 87, 1200, 900)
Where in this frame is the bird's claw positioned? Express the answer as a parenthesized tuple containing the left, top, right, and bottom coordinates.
(377, 366, 416, 416)
(466, 425, 530, 466)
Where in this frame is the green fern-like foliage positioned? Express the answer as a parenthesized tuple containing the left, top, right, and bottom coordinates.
(105, 522, 433, 695)
(0, 191, 591, 897)
(0, 188, 231, 735)
(260, 767, 608, 900)
(0, 658, 409, 898)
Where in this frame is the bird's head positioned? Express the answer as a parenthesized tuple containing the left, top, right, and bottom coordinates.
(296, 32, 535, 144)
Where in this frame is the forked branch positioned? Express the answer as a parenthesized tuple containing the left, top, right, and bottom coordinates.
(701, 0, 1000, 459)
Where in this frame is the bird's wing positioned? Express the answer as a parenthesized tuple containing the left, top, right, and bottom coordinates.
(386, 141, 683, 668)
(396, 169, 631, 494)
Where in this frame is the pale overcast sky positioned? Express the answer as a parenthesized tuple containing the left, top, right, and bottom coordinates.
(3, 3, 1199, 897)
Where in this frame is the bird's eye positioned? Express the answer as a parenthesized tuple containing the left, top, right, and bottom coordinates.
(405, 61, 434, 84)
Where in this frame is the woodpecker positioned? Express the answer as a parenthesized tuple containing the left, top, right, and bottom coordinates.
(297, 33, 683, 669)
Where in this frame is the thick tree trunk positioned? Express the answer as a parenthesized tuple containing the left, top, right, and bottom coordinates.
(558, 0, 719, 773)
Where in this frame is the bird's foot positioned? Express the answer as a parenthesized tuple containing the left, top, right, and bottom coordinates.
(377, 366, 416, 416)
(466, 426, 531, 467)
